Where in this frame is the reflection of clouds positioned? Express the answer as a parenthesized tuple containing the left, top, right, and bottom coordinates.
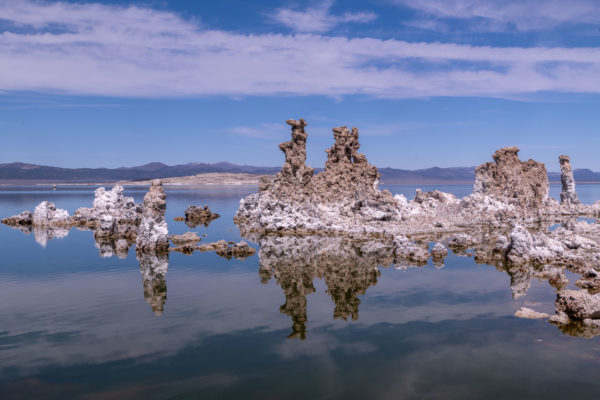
(273, 333, 377, 360)
(0, 237, 587, 378)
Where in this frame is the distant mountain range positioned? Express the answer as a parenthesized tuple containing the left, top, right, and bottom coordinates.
(1, 161, 598, 184)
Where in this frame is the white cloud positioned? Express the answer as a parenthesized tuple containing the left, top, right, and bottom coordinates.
(269, 0, 377, 33)
(1, 1, 600, 99)
(229, 123, 288, 139)
(393, 0, 600, 31)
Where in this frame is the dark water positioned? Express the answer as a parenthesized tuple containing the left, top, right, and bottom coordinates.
(1, 184, 599, 399)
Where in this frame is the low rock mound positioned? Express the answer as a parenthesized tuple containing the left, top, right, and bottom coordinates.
(183, 205, 220, 228)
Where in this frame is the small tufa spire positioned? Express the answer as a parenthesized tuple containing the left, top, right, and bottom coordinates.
(559, 155, 579, 205)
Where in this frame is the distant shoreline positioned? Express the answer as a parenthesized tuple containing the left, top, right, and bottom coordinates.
(1, 176, 597, 187)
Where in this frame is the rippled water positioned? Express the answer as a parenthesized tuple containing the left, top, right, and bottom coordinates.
(1, 184, 600, 399)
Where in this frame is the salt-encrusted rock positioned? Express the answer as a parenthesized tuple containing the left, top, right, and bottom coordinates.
(559, 155, 579, 205)
(236, 120, 576, 242)
(556, 290, 600, 320)
(183, 205, 220, 228)
(514, 307, 549, 319)
(33, 201, 70, 226)
(549, 311, 571, 325)
(170, 232, 202, 246)
(576, 269, 600, 291)
(136, 180, 169, 252)
(393, 235, 429, 265)
(72, 185, 142, 236)
(431, 243, 448, 268)
(473, 147, 548, 215)
(196, 239, 229, 252)
(506, 225, 564, 265)
(235, 119, 403, 236)
(448, 233, 477, 249)
(1, 210, 32, 227)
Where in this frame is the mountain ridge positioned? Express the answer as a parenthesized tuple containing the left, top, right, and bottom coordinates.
(0, 161, 598, 184)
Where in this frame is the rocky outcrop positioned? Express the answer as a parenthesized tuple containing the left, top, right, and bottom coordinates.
(1, 210, 32, 227)
(136, 180, 169, 252)
(2, 185, 142, 247)
(170, 232, 202, 246)
(236, 121, 593, 242)
(235, 119, 402, 237)
(556, 290, 600, 320)
(431, 243, 448, 268)
(276, 118, 315, 188)
(473, 147, 549, 214)
(183, 205, 220, 228)
(394, 235, 429, 266)
(559, 155, 579, 205)
(72, 185, 142, 238)
(32, 201, 70, 226)
(514, 307, 549, 319)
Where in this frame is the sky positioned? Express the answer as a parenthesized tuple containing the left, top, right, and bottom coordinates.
(1, 0, 600, 171)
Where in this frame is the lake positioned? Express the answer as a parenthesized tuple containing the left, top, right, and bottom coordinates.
(1, 183, 599, 399)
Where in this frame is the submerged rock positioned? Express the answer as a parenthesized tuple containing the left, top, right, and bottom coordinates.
(216, 241, 256, 260)
(183, 205, 220, 228)
(514, 307, 549, 319)
(136, 180, 169, 252)
(194, 240, 256, 259)
(431, 243, 448, 268)
(393, 235, 429, 265)
(170, 232, 202, 246)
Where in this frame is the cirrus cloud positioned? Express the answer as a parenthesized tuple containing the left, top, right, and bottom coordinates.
(1, 1, 600, 99)
(268, 0, 377, 33)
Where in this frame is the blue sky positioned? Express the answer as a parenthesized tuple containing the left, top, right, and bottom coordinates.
(1, 0, 600, 171)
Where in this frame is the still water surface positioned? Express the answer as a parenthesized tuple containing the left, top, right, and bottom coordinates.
(1, 184, 599, 399)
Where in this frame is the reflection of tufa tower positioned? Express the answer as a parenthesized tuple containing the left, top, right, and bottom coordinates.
(324, 262, 380, 321)
(258, 236, 392, 339)
(136, 250, 169, 315)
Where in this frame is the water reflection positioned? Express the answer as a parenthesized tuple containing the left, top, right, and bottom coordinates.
(95, 237, 133, 259)
(2, 202, 599, 338)
(258, 236, 393, 339)
(255, 229, 600, 340)
(136, 250, 169, 315)
(33, 226, 69, 248)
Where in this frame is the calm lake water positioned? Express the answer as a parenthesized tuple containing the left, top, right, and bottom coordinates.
(1, 183, 600, 399)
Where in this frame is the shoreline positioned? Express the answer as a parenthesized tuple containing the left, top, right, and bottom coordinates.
(1, 181, 599, 187)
